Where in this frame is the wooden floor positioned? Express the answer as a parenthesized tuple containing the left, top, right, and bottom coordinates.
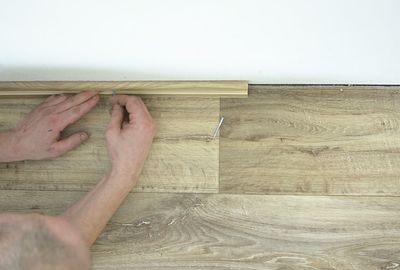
(1, 85, 400, 270)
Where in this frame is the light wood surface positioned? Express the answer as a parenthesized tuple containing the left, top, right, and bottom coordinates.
(0, 96, 219, 193)
(0, 190, 399, 270)
(1, 85, 400, 270)
(0, 81, 248, 97)
(220, 85, 400, 195)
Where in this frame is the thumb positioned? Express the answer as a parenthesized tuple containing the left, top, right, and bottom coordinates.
(52, 132, 88, 156)
(108, 104, 124, 132)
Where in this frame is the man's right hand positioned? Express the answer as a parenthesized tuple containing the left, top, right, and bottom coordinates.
(105, 95, 156, 181)
(62, 96, 156, 246)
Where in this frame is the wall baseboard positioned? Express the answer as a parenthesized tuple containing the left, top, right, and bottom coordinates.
(0, 81, 248, 98)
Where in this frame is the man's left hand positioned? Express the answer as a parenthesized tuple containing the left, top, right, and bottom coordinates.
(0, 90, 99, 162)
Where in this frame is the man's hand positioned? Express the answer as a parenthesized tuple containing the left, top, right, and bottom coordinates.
(62, 95, 156, 246)
(106, 95, 156, 179)
(0, 91, 99, 162)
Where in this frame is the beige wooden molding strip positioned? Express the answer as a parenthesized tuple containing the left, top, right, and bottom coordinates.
(0, 80, 248, 97)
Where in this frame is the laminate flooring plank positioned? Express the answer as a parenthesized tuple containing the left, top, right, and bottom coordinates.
(0, 190, 399, 270)
(0, 96, 219, 193)
(220, 85, 400, 195)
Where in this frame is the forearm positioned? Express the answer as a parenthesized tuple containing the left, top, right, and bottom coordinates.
(62, 168, 139, 246)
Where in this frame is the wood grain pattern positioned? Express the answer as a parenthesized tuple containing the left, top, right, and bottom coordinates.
(0, 190, 399, 270)
(0, 80, 248, 97)
(220, 85, 400, 195)
(0, 96, 219, 193)
(2, 85, 400, 270)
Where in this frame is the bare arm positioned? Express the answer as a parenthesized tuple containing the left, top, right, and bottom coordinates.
(0, 91, 99, 162)
(0, 131, 18, 162)
(62, 95, 156, 246)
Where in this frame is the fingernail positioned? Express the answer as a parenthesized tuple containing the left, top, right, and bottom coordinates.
(80, 133, 88, 140)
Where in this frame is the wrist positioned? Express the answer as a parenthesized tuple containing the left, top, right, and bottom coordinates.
(0, 130, 22, 162)
(109, 164, 141, 183)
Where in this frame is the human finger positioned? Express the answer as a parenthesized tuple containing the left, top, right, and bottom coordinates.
(109, 95, 150, 123)
(44, 94, 69, 106)
(107, 104, 124, 133)
(50, 132, 88, 156)
(58, 94, 99, 128)
(56, 90, 98, 112)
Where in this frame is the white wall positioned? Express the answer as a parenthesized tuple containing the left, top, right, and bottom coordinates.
(0, 0, 399, 84)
